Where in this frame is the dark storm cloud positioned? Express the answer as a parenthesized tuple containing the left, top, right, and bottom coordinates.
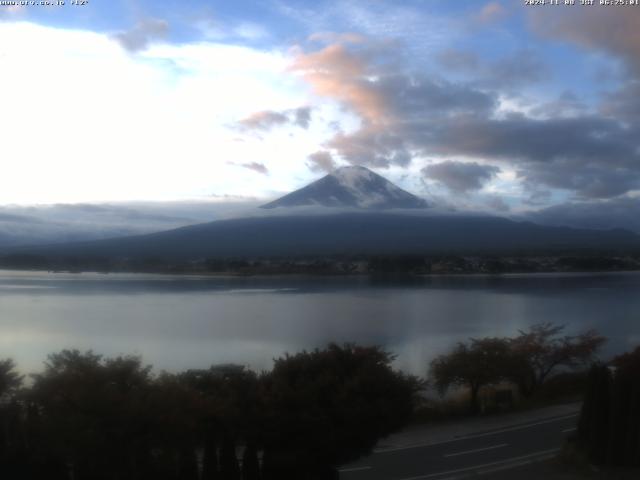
(530, 91, 587, 119)
(294, 106, 312, 128)
(237, 106, 312, 131)
(529, 6, 640, 74)
(489, 50, 548, 88)
(0, 202, 261, 248)
(436, 49, 479, 72)
(528, 6, 640, 125)
(437, 48, 548, 90)
(46, 204, 193, 223)
(422, 161, 501, 194)
(280, 32, 640, 200)
(238, 110, 288, 130)
(0, 212, 43, 224)
(323, 97, 640, 198)
(237, 162, 269, 175)
(601, 81, 640, 125)
(422, 115, 636, 165)
(378, 74, 497, 118)
(526, 197, 640, 233)
(416, 114, 640, 198)
(113, 19, 169, 52)
(307, 151, 336, 173)
(484, 195, 510, 212)
(327, 128, 411, 168)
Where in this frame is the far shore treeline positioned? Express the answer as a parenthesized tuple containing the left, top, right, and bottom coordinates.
(1, 252, 640, 276)
(0, 327, 638, 479)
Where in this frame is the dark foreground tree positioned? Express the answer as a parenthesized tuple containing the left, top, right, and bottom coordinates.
(430, 337, 512, 413)
(0, 359, 24, 476)
(261, 343, 422, 479)
(28, 350, 156, 480)
(577, 346, 640, 467)
(0, 359, 22, 400)
(509, 323, 606, 397)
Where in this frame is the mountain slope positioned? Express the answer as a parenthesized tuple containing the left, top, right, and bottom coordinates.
(8, 213, 639, 260)
(261, 166, 428, 209)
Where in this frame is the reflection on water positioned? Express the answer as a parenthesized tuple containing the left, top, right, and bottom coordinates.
(0, 269, 639, 375)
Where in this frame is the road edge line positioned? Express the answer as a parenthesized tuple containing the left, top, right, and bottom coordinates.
(396, 448, 561, 480)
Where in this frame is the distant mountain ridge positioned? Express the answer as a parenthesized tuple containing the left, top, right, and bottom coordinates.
(6, 213, 639, 261)
(261, 166, 428, 209)
(3, 167, 639, 263)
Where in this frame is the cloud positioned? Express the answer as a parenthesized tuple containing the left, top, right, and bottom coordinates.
(437, 48, 548, 89)
(0, 212, 42, 224)
(233, 22, 269, 41)
(286, 37, 640, 200)
(308, 31, 367, 45)
(423, 114, 640, 198)
(484, 195, 510, 213)
(423, 161, 501, 194)
(235, 162, 269, 175)
(113, 18, 169, 52)
(529, 6, 640, 74)
(294, 106, 312, 128)
(238, 110, 289, 130)
(290, 43, 388, 125)
(0, 22, 300, 204)
(601, 80, 640, 124)
(526, 196, 640, 233)
(237, 106, 312, 131)
(530, 91, 587, 119)
(0, 201, 263, 247)
(289, 40, 495, 168)
(489, 50, 548, 88)
(476, 2, 508, 24)
(306, 151, 336, 173)
(436, 49, 479, 72)
(327, 127, 411, 168)
(0, 5, 25, 16)
(277, 0, 454, 55)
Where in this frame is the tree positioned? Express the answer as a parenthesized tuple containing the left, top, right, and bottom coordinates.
(29, 350, 157, 480)
(430, 337, 513, 413)
(0, 359, 22, 401)
(177, 364, 260, 480)
(261, 343, 422, 479)
(0, 358, 24, 477)
(577, 346, 640, 467)
(577, 364, 612, 465)
(509, 323, 605, 397)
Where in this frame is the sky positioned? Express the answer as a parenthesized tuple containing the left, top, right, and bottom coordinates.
(1, 0, 640, 224)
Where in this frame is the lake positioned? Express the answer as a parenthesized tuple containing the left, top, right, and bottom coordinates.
(1, 269, 638, 376)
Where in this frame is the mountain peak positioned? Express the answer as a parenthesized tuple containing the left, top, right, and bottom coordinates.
(261, 165, 428, 209)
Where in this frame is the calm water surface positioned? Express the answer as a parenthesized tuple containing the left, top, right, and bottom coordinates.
(0, 270, 638, 375)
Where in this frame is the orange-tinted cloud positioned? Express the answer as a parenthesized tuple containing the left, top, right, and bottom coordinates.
(476, 2, 508, 24)
(289, 43, 389, 125)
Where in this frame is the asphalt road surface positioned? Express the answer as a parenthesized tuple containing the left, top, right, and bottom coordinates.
(339, 413, 579, 480)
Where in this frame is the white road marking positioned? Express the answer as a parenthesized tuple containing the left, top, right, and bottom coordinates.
(443, 443, 508, 458)
(397, 448, 560, 480)
(376, 413, 578, 453)
(562, 427, 577, 433)
(338, 466, 372, 473)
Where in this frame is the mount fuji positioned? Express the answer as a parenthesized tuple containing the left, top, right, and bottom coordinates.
(262, 166, 427, 209)
(4, 167, 639, 262)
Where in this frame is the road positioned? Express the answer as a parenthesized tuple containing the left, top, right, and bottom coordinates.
(339, 413, 578, 480)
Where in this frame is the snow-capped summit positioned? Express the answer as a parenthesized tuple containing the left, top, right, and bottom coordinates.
(261, 165, 428, 209)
